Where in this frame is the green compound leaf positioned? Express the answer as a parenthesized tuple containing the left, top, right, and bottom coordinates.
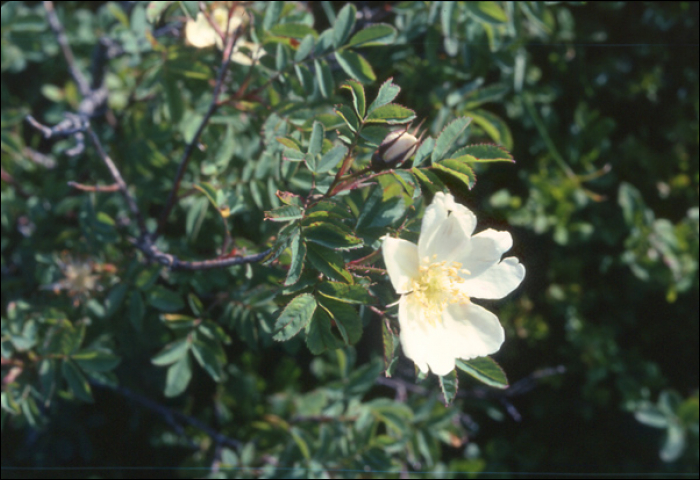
(306, 244, 353, 284)
(61, 359, 93, 403)
(128, 291, 145, 331)
(277, 137, 302, 151)
(263, 1, 283, 31)
(462, 84, 510, 110)
(456, 356, 509, 389)
(365, 104, 416, 124)
(270, 23, 319, 39)
(316, 145, 348, 173)
(356, 182, 407, 230)
(151, 338, 191, 366)
(275, 42, 289, 71)
(467, 109, 513, 150)
(661, 423, 686, 462)
(634, 403, 669, 429)
(333, 3, 356, 48)
(358, 124, 387, 146)
(72, 350, 121, 372)
(411, 167, 447, 196)
(265, 205, 303, 222)
(295, 64, 314, 95)
(314, 27, 335, 55)
(160, 314, 197, 330)
(367, 78, 401, 115)
(148, 286, 185, 312)
(439, 369, 459, 406)
(273, 294, 317, 341)
(315, 59, 334, 99)
(432, 159, 477, 190)
(308, 121, 324, 156)
(305, 306, 343, 354)
(317, 298, 362, 345)
(146, 1, 173, 24)
(412, 136, 435, 168)
(304, 222, 362, 250)
(335, 104, 359, 132)
(316, 282, 373, 304)
(453, 144, 514, 163)
(305, 201, 353, 219)
(294, 34, 315, 62)
(285, 232, 305, 286)
(191, 337, 226, 381)
(441, 2, 456, 37)
(432, 117, 472, 163)
(335, 50, 376, 84)
(164, 355, 192, 398)
(381, 319, 398, 377)
(264, 222, 298, 265)
(194, 182, 220, 210)
(340, 80, 366, 118)
(465, 1, 508, 24)
(346, 24, 397, 48)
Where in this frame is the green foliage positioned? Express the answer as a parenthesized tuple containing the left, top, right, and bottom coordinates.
(1, 0, 698, 477)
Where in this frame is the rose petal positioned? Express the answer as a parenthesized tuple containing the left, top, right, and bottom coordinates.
(455, 229, 513, 277)
(397, 296, 433, 374)
(398, 298, 505, 376)
(418, 194, 449, 257)
(440, 302, 505, 362)
(459, 256, 525, 299)
(185, 13, 217, 48)
(382, 237, 419, 294)
(419, 194, 476, 261)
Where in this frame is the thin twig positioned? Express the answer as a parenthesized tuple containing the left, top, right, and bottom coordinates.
(1, 168, 30, 198)
(133, 235, 271, 270)
(23, 148, 56, 169)
(43, 1, 91, 97)
(67, 181, 120, 192)
(85, 127, 148, 236)
(92, 381, 242, 450)
(26, 115, 271, 271)
(157, 21, 241, 236)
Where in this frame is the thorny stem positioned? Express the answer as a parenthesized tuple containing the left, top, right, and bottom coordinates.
(25, 3, 280, 271)
(1, 168, 30, 198)
(92, 381, 242, 450)
(67, 181, 120, 193)
(157, 18, 241, 236)
(348, 249, 382, 266)
(86, 128, 148, 235)
(43, 1, 91, 97)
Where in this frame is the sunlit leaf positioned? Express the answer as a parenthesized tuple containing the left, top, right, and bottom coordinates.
(456, 357, 508, 389)
(273, 294, 317, 341)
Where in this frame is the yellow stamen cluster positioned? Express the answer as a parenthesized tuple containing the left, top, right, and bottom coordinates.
(409, 255, 471, 325)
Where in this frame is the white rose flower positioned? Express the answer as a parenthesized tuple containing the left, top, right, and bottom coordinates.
(382, 192, 525, 376)
(184, 7, 264, 65)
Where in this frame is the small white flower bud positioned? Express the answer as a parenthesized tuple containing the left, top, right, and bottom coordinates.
(371, 129, 421, 172)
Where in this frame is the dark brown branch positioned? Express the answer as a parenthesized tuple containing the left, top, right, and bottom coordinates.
(67, 181, 120, 192)
(157, 22, 241, 236)
(92, 381, 242, 450)
(27, 115, 271, 271)
(43, 1, 91, 97)
(1, 168, 30, 198)
(85, 127, 148, 236)
(23, 148, 56, 169)
(133, 234, 272, 270)
(29, 4, 274, 273)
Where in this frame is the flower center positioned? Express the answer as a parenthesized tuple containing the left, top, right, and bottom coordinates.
(409, 255, 471, 325)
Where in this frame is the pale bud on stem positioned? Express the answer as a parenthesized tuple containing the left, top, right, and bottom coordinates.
(370, 122, 425, 172)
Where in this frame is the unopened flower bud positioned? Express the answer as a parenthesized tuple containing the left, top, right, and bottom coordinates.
(370, 123, 424, 172)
